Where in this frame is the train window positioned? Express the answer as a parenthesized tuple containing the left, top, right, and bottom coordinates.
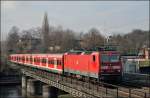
(59, 60, 61, 65)
(22, 57, 25, 61)
(42, 58, 47, 63)
(26, 57, 28, 61)
(37, 58, 39, 62)
(57, 60, 61, 65)
(30, 58, 32, 62)
(34, 58, 36, 62)
(48, 60, 51, 64)
(93, 55, 96, 62)
(38, 58, 41, 63)
(57, 60, 59, 65)
(37, 58, 40, 63)
(48, 60, 53, 64)
(51, 60, 54, 64)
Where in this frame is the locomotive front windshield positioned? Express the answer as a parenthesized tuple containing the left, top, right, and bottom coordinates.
(101, 54, 119, 62)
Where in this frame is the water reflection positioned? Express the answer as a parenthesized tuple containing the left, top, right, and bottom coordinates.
(0, 85, 74, 98)
(0, 85, 49, 98)
(0, 85, 22, 98)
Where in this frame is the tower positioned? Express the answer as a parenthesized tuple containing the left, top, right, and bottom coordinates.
(42, 12, 50, 52)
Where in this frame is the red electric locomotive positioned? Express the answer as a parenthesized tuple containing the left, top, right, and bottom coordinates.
(64, 49, 122, 82)
(64, 51, 100, 79)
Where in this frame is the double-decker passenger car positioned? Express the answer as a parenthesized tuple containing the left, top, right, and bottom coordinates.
(9, 54, 63, 74)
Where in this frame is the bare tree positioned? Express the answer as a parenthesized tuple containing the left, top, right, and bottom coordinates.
(81, 28, 105, 50)
(111, 29, 150, 54)
(58, 29, 77, 52)
(6, 26, 20, 54)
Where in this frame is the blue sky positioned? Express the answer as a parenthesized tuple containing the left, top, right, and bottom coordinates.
(1, 1, 149, 40)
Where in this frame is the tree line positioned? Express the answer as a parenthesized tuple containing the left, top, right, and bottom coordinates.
(6, 26, 149, 55)
(6, 13, 150, 55)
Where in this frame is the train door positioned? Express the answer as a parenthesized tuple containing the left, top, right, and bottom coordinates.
(91, 53, 99, 79)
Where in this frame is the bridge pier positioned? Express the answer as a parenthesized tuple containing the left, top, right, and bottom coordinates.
(34, 81, 43, 95)
(22, 75, 27, 97)
(43, 85, 58, 98)
(22, 75, 58, 98)
(27, 79, 36, 96)
(22, 75, 43, 97)
(22, 75, 27, 89)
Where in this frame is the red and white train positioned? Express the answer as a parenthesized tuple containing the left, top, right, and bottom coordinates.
(9, 50, 122, 81)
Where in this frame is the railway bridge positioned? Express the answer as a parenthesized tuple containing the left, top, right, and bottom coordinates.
(9, 62, 149, 98)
